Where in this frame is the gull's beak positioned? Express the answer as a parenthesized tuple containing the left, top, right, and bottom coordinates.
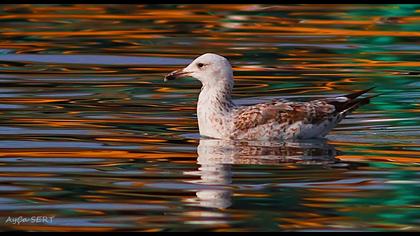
(164, 69, 191, 82)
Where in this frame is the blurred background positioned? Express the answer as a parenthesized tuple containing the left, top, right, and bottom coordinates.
(0, 4, 418, 232)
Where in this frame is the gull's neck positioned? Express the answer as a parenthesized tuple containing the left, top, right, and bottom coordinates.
(198, 82, 235, 112)
(197, 81, 235, 139)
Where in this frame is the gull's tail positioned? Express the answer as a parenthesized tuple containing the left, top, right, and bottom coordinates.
(338, 87, 379, 115)
(315, 87, 379, 138)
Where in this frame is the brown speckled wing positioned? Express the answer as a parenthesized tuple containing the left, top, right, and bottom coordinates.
(233, 100, 337, 131)
(233, 101, 304, 130)
(231, 87, 376, 139)
(233, 102, 286, 131)
(306, 100, 336, 124)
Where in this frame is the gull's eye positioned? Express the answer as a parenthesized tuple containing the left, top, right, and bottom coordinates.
(197, 63, 204, 69)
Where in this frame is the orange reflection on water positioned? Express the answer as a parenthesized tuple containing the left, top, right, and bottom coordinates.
(339, 155, 419, 164)
(2, 29, 172, 37)
(0, 11, 219, 20)
(96, 137, 166, 143)
(294, 62, 420, 68)
(1, 98, 69, 103)
(0, 150, 195, 159)
(0, 4, 418, 232)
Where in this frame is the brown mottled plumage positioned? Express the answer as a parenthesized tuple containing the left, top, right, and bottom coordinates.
(165, 53, 377, 140)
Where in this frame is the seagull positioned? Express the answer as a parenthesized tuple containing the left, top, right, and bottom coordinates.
(164, 53, 377, 140)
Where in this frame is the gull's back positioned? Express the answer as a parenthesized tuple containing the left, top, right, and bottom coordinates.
(226, 88, 377, 140)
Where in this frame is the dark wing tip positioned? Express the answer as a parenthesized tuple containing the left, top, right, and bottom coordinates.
(344, 86, 376, 100)
(338, 90, 380, 114)
(326, 87, 379, 114)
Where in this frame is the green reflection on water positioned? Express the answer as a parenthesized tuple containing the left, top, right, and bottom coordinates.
(0, 3, 418, 232)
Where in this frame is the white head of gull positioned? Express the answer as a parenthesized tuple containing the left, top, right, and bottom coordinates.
(165, 53, 376, 140)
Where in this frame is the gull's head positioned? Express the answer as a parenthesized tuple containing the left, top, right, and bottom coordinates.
(164, 53, 233, 87)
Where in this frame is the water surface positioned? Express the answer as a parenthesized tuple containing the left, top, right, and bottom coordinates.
(0, 4, 419, 232)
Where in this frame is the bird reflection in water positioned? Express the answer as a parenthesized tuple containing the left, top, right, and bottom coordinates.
(192, 138, 339, 209)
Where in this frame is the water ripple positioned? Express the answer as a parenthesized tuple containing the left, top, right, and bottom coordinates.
(0, 3, 418, 232)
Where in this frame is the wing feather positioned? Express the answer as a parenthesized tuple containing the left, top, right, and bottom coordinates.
(233, 101, 293, 131)
(230, 87, 377, 139)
